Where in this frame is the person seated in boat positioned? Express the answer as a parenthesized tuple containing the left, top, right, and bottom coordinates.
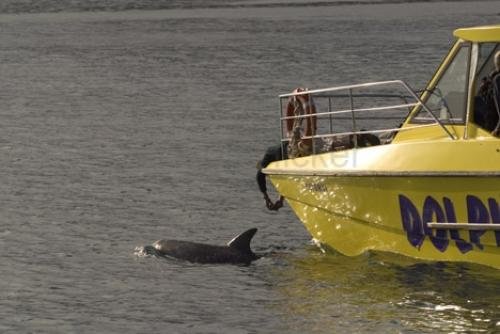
(256, 143, 287, 211)
(329, 131, 381, 151)
(475, 51, 500, 136)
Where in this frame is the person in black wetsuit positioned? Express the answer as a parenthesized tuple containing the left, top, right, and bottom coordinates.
(476, 51, 500, 136)
(490, 51, 500, 136)
(256, 143, 287, 211)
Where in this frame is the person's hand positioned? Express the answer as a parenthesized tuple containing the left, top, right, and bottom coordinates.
(270, 197, 284, 211)
(264, 193, 284, 211)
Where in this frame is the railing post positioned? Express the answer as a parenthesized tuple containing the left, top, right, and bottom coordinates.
(328, 97, 333, 134)
(309, 93, 316, 154)
(349, 88, 358, 148)
(279, 97, 285, 158)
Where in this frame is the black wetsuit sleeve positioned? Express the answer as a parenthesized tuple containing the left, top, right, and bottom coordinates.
(256, 144, 285, 194)
(256, 170, 267, 193)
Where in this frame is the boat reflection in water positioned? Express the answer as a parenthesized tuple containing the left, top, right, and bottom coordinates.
(269, 249, 500, 333)
(264, 25, 500, 269)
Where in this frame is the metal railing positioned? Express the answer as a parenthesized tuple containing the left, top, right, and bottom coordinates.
(279, 80, 456, 157)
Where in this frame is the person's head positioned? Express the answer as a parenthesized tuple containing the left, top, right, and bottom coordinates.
(495, 51, 500, 71)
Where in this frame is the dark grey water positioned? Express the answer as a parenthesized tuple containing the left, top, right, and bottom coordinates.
(0, 1, 499, 333)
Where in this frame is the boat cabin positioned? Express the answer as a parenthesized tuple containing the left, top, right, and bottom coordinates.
(397, 25, 500, 142)
(279, 25, 500, 157)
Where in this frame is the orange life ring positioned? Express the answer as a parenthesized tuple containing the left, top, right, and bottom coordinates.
(286, 88, 317, 145)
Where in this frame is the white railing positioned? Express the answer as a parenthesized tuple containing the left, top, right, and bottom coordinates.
(279, 80, 455, 156)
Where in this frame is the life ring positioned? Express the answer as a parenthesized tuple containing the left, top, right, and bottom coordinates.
(286, 88, 317, 146)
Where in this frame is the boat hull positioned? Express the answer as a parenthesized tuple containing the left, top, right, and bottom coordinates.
(270, 174, 500, 269)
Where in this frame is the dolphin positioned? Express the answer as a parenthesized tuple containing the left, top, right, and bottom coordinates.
(139, 228, 260, 265)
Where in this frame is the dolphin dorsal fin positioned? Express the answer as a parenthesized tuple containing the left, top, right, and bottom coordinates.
(227, 228, 257, 254)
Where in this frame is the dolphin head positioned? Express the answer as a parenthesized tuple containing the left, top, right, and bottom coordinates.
(134, 245, 162, 257)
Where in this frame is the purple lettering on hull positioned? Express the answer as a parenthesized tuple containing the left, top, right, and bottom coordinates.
(422, 196, 449, 252)
(399, 195, 425, 249)
(398, 194, 500, 253)
(489, 198, 500, 246)
(443, 197, 472, 253)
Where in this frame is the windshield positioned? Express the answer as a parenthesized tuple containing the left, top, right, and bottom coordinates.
(411, 43, 470, 124)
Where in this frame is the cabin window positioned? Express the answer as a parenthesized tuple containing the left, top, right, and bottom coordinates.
(412, 44, 470, 124)
(473, 42, 500, 131)
(476, 43, 499, 79)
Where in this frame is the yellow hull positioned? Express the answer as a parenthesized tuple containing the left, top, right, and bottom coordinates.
(266, 138, 500, 269)
(270, 174, 500, 269)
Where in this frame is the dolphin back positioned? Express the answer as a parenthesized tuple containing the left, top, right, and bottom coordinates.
(227, 228, 257, 255)
(150, 228, 259, 265)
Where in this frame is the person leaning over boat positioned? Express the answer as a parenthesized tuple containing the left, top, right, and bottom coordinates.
(256, 143, 287, 211)
(476, 51, 500, 136)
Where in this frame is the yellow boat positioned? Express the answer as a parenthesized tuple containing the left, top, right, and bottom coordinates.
(263, 24, 500, 269)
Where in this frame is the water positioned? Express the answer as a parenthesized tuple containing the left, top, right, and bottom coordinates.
(0, 1, 499, 333)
